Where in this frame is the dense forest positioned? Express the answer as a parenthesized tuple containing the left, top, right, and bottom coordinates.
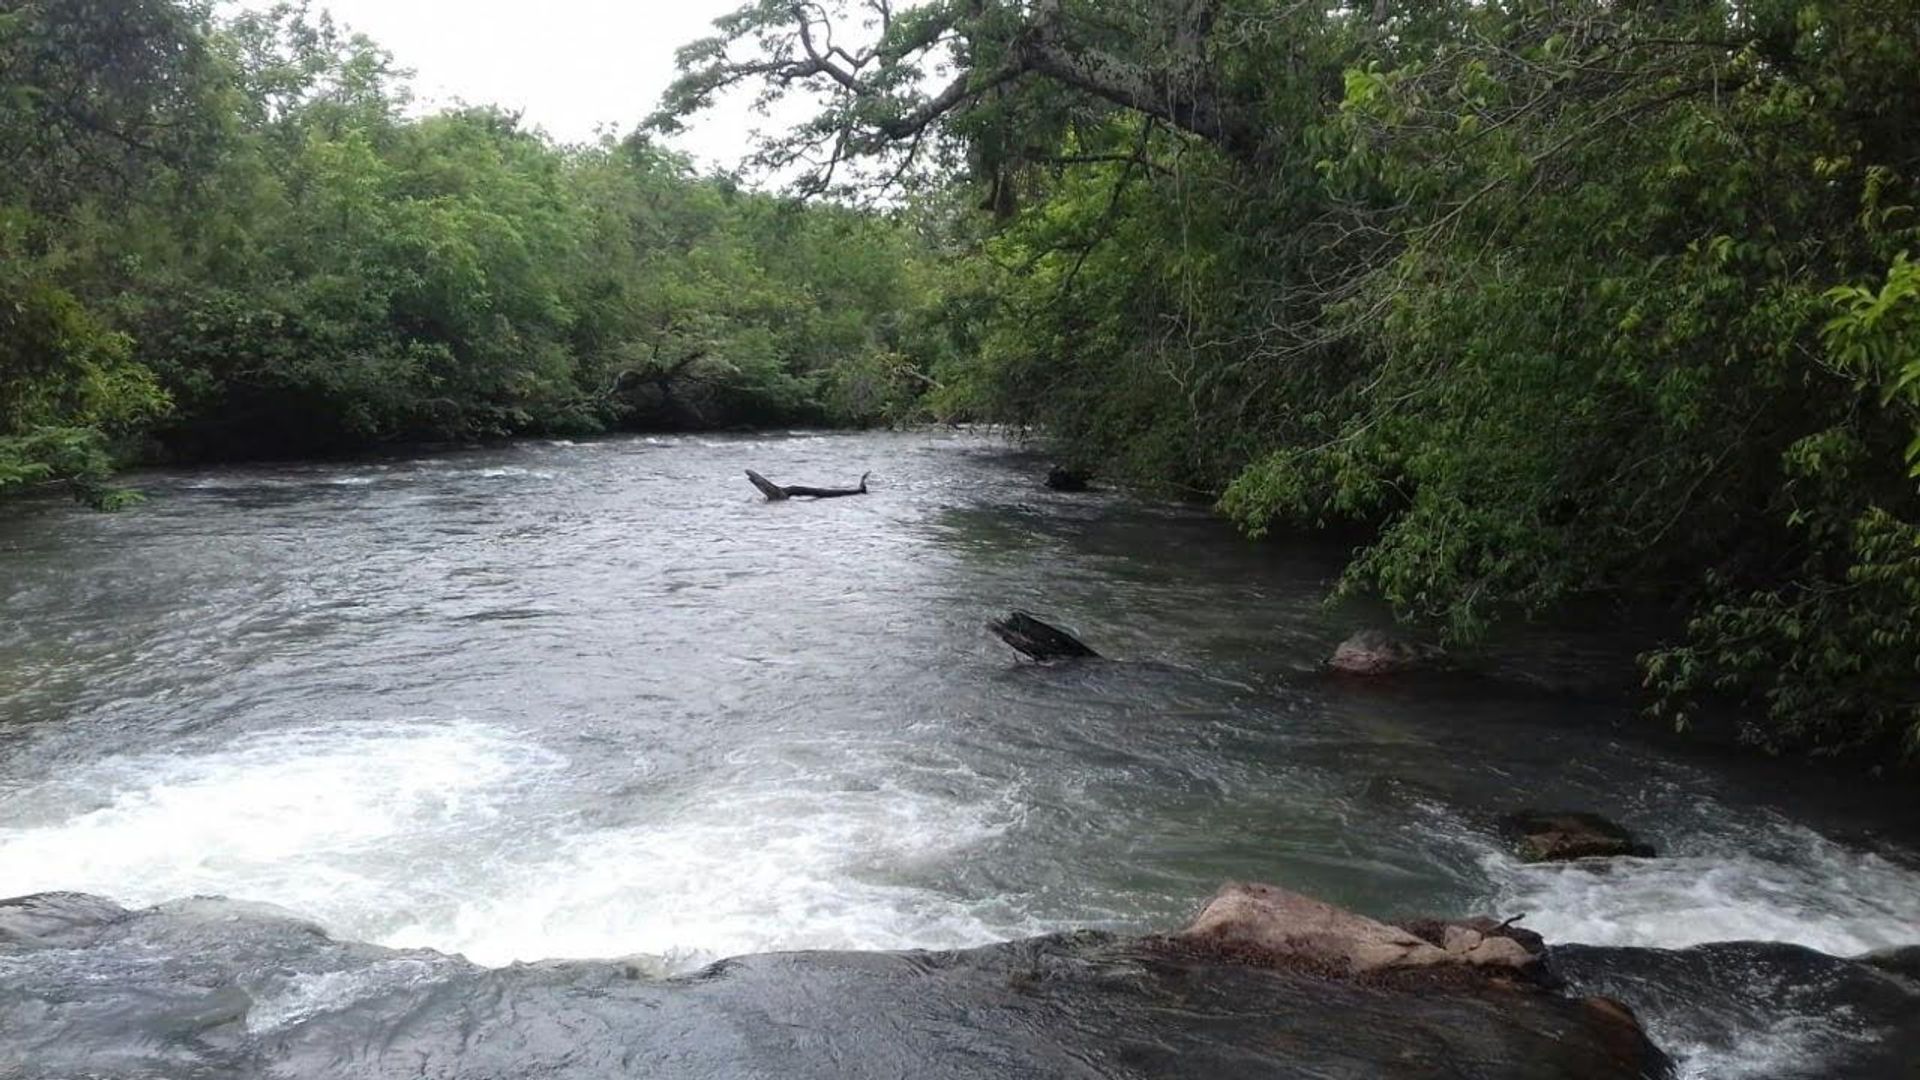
(0, 0, 955, 500)
(5, 0, 1918, 764)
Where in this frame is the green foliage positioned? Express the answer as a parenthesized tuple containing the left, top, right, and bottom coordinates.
(1646, 505, 1920, 757)
(0, 0, 226, 214)
(1825, 252, 1920, 474)
(862, 0, 1920, 762)
(0, 0, 948, 497)
(1299, 1, 1920, 755)
(0, 227, 168, 503)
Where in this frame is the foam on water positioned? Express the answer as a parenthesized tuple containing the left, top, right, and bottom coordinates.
(383, 742, 1036, 969)
(0, 721, 561, 937)
(509, 730, 1036, 970)
(1479, 820, 1920, 1080)
(1483, 822, 1920, 956)
(0, 720, 1034, 972)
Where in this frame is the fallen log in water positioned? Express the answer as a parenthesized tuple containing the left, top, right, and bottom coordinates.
(988, 610, 1101, 661)
(745, 469, 870, 501)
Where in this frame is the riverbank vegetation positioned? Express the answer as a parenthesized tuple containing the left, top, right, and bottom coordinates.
(657, 0, 1920, 764)
(6, 0, 1917, 764)
(0, 0, 951, 503)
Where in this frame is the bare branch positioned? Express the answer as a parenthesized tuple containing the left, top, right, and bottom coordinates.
(652, 0, 1266, 192)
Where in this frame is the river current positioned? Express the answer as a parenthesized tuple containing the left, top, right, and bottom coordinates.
(2, 431, 1916, 1077)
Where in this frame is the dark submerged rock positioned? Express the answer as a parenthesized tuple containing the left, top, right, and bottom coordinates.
(1, 889, 1672, 1080)
(1044, 465, 1091, 491)
(1501, 810, 1656, 862)
(1360, 774, 1458, 813)
(1329, 628, 1445, 675)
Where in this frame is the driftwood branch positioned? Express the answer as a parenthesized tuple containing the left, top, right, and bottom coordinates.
(988, 611, 1101, 661)
(745, 469, 871, 501)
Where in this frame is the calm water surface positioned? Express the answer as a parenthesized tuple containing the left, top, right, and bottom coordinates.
(2, 431, 1916, 1077)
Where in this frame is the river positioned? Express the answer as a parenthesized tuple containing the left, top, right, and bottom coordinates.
(1, 431, 1916, 1078)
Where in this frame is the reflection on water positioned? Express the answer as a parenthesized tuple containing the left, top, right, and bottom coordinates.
(1, 431, 1917, 1077)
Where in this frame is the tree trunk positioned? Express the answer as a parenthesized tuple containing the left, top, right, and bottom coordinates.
(745, 469, 870, 500)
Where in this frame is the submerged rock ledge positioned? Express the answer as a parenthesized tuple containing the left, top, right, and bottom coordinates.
(0, 885, 1672, 1080)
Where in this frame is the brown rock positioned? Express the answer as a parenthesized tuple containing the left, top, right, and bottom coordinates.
(1328, 629, 1443, 675)
(1501, 811, 1656, 862)
(1175, 882, 1540, 977)
(1401, 914, 1548, 957)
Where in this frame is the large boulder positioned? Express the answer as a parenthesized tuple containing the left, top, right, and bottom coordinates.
(1328, 628, 1444, 675)
(1501, 810, 1655, 862)
(1158, 884, 1667, 1077)
(1173, 882, 1539, 978)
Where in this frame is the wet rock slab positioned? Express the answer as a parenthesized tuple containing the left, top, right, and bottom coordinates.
(0, 891, 1672, 1080)
(1554, 941, 1920, 1080)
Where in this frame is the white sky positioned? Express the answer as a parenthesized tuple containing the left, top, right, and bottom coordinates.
(228, 0, 770, 167)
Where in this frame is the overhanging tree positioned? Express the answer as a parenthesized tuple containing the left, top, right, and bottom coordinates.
(649, 0, 1308, 195)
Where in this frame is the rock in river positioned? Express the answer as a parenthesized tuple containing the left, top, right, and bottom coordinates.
(0, 887, 1673, 1080)
(1328, 628, 1445, 676)
(1174, 882, 1541, 976)
(1502, 810, 1657, 862)
(1045, 465, 1092, 491)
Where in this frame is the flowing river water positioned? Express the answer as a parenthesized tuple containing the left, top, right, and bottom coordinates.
(1, 431, 1917, 1078)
